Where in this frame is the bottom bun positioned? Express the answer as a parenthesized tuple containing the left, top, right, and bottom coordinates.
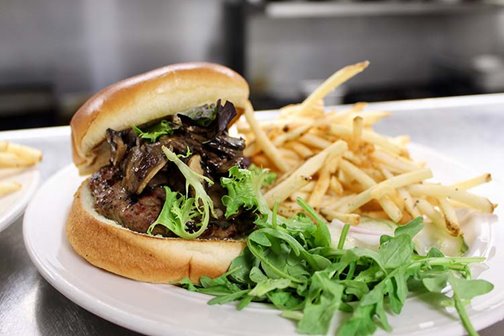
(66, 180, 246, 284)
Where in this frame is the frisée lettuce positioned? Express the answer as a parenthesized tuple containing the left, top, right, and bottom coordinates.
(220, 165, 276, 218)
(147, 146, 215, 239)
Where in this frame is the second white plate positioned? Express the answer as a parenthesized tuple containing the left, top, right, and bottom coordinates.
(0, 167, 39, 233)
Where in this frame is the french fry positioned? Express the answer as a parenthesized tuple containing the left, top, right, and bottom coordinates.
(244, 102, 290, 173)
(326, 110, 354, 124)
(342, 150, 363, 166)
(284, 158, 300, 169)
(352, 116, 363, 149)
(408, 184, 495, 213)
(0, 152, 35, 168)
(379, 198, 403, 223)
(308, 165, 331, 208)
(296, 100, 325, 118)
(339, 159, 403, 222)
(361, 210, 389, 220)
(359, 111, 391, 126)
(381, 166, 420, 219)
(337, 168, 433, 213)
(5, 143, 42, 163)
(251, 154, 271, 169)
(415, 198, 447, 229)
(285, 141, 314, 159)
(327, 153, 341, 174)
(279, 148, 301, 161)
(362, 167, 384, 182)
(372, 169, 433, 197)
(300, 181, 316, 193)
(451, 173, 492, 191)
(398, 188, 421, 219)
(324, 194, 355, 210)
(392, 135, 411, 147)
(0, 181, 21, 197)
(289, 191, 310, 202)
(337, 168, 354, 188)
(321, 209, 360, 225)
(265, 140, 347, 207)
(339, 159, 375, 187)
(438, 198, 461, 236)
(299, 133, 333, 149)
(300, 61, 369, 112)
(330, 125, 403, 155)
(274, 123, 313, 146)
(329, 176, 343, 195)
(243, 141, 258, 157)
(278, 202, 302, 217)
(372, 150, 419, 173)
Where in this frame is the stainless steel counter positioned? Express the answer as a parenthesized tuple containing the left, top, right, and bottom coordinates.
(1, 94, 503, 335)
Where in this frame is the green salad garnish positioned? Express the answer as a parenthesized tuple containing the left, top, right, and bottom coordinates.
(181, 171, 493, 336)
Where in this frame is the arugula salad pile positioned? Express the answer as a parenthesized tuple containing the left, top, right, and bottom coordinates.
(181, 166, 493, 336)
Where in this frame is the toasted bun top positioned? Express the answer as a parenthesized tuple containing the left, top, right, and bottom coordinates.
(70, 63, 249, 175)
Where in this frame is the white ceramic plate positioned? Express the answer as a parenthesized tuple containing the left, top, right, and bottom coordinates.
(23, 144, 504, 336)
(0, 168, 39, 233)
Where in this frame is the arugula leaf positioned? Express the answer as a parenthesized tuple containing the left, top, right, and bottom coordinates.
(391, 272, 408, 313)
(296, 197, 332, 248)
(133, 120, 173, 142)
(422, 274, 448, 293)
(298, 272, 344, 335)
(337, 223, 351, 249)
(268, 291, 304, 310)
(449, 275, 493, 301)
(422, 273, 495, 336)
(379, 234, 414, 269)
(237, 295, 254, 310)
(337, 305, 377, 336)
(221, 166, 276, 217)
(449, 273, 493, 336)
(394, 217, 424, 239)
(249, 266, 268, 283)
(427, 247, 445, 258)
(208, 290, 249, 305)
(249, 279, 291, 297)
(227, 250, 255, 284)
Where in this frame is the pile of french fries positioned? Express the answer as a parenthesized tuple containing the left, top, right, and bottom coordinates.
(238, 61, 496, 237)
(0, 141, 42, 198)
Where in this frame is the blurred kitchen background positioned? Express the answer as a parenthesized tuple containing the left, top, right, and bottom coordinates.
(2, 0, 504, 130)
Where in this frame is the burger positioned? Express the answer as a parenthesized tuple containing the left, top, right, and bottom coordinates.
(66, 63, 264, 284)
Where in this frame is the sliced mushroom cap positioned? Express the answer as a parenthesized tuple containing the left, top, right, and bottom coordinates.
(124, 144, 167, 194)
(188, 154, 204, 176)
(106, 129, 128, 166)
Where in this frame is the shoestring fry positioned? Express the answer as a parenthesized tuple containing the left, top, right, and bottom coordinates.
(0, 141, 42, 198)
(237, 61, 496, 237)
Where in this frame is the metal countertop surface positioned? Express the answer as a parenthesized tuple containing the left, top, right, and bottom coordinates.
(1, 94, 503, 336)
